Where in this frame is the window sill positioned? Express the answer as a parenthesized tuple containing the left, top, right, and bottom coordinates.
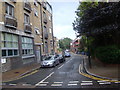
(22, 55, 35, 59)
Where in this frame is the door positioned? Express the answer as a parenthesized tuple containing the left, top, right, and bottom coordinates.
(36, 50, 41, 63)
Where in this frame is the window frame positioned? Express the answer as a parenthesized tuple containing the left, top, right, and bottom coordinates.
(1, 33, 19, 57)
(22, 37, 34, 56)
(5, 3, 14, 17)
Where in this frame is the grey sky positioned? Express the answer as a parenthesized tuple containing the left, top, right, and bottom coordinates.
(48, 0, 79, 40)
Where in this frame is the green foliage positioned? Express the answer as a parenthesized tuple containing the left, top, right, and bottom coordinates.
(59, 38, 72, 50)
(57, 48, 62, 52)
(95, 45, 120, 64)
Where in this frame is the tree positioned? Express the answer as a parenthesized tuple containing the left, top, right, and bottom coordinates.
(59, 38, 72, 50)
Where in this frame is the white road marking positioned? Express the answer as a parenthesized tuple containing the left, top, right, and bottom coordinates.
(36, 84, 47, 86)
(81, 83, 93, 85)
(35, 72, 54, 86)
(22, 84, 31, 86)
(58, 64, 64, 69)
(82, 81, 93, 83)
(54, 82, 63, 84)
(69, 81, 79, 83)
(68, 84, 77, 86)
(39, 82, 49, 84)
(51, 84, 62, 86)
(99, 82, 111, 85)
(9, 84, 16, 86)
(97, 80, 109, 82)
(115, 82, 120, 84)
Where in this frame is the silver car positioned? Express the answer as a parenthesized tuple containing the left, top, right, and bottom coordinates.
(41, 55, 60, 67)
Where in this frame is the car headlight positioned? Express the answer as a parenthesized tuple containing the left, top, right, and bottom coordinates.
(48, 62, 54, 64)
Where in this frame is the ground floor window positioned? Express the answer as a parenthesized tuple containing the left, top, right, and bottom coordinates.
(22, 37, 34, 55)
(1, 33, 19, 57)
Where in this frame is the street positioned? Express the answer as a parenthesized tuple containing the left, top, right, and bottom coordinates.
(2, 53, 119, 88)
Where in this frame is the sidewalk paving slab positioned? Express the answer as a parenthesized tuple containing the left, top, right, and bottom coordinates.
(82, 55, 120, 80)
(2, 63, 40, 82)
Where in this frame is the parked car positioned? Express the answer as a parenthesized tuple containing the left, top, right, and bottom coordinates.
(64, 51, 71, 57)
(41, 55, 60, 67)
(58, 54, 65, 63)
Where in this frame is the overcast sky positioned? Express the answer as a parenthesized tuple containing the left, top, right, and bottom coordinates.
(48, 0, 79, 40)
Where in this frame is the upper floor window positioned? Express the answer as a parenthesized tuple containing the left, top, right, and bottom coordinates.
(24, 13, 30, 24)
(5, 3, 14, 17)
(34, 0, 38, 7)
(43, 11, 46, 19)
(34, 9, 38, 17)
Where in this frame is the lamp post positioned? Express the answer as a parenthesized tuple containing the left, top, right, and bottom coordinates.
(86, 35, 92, 68)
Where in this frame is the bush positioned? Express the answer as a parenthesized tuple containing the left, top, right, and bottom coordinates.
(95, 45, 120, 64)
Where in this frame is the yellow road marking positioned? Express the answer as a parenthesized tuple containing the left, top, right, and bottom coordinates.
(2, 70, 38, 83)
(79, 64, 120, 82)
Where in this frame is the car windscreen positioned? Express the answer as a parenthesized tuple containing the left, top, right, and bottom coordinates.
(44, 56, 54, 60)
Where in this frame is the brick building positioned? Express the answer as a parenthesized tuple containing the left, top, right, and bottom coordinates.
(0, 0, 54, 72)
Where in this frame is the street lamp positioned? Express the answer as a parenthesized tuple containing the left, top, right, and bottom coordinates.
(86, 34, 92, 68)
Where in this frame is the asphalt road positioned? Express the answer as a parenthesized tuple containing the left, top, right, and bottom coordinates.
(2, 53, 120, 89)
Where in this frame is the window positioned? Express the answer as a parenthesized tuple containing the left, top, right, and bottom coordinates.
(34, 27, 40, 35)
(5, 3, 14, 17)
(22, 37, 33, 55)
(49, 28, 52, 33)
(1, 33, 19, 57)
(34, 9, 38, 17)
(24, 13, 30, 24)
(43, 12, 46, 19)
(34, 0, 38, 7)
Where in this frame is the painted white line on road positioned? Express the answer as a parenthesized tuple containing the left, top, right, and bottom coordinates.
(68, 84, 77, 86)
(9, 84, 16, 86)
(97, 80, 109, 82)
(36, 84, 47, 86)
(51, 84, 62, 86)
(115, 82, 120, 84)
(54, 82, 63, 84)
(58, 64, 64, 69)
(81, 83, 93, 85)
(35, 72, 54, 86)
(82, 81, 93, 83)
(99, 82, 111, 85)
(22, 84, 31, 86)
(39, 82, 49, 84)
(69, 81, 79, 83)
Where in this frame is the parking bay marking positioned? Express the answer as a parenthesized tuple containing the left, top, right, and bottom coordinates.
(35, 72, 54, 86)
(51, 84, 62, 86)
(81, 83, 93, 86)
(58, 64, 64, 69)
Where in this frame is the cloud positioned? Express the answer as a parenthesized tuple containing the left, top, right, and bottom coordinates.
(53, 25, 76, 40)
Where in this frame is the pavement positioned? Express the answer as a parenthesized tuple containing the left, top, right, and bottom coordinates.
(2, 63, 41, 82)
(82, 55, 120, 81)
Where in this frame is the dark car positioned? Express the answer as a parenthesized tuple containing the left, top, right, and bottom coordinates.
(58, 54, 65, 63)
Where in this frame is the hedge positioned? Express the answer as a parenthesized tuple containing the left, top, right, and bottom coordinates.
(95, 45, 120, 64)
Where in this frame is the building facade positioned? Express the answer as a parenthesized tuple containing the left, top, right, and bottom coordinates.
(0, 0, 54, 72)
(70, 37, 81, 53)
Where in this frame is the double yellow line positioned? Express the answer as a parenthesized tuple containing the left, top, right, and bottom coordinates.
(2, 70, 38, 83)
(79, 64, 120, 83)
